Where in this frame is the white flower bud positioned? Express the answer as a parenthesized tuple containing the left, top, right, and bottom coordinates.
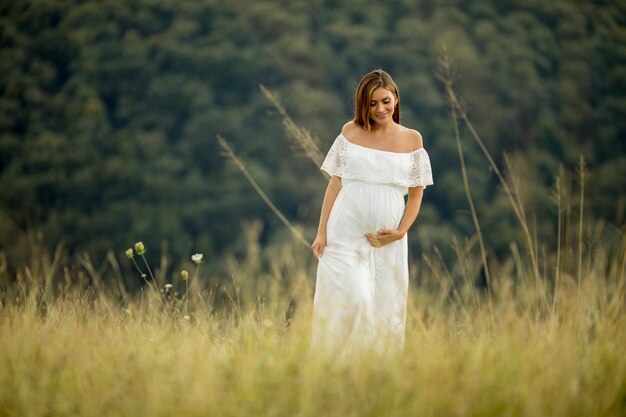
(134, 241, 145, 255)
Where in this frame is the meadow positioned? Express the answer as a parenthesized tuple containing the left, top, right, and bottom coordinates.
(0, 222, 624, 417)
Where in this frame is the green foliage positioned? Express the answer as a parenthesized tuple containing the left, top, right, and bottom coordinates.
(0, 0, 624, 269)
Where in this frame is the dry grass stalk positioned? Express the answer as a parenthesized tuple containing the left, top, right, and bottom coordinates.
(436, 47, 545, 301)
(259, 84, 325, 168)
(216, 134, 310, 248)
(437, 47, 495, 320)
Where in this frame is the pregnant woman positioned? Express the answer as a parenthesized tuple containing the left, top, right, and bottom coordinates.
(311, 69, 434, 357)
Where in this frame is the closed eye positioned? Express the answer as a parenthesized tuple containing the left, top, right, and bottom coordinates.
(370, 99, 391, 106)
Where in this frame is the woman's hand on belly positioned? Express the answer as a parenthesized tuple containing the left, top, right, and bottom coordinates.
(365, 228, 404, 248)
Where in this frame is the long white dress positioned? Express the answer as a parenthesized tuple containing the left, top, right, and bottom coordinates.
(312, 133, 434, 356)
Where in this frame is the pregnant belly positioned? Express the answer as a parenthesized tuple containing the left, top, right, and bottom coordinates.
(327, 180, 405, 238)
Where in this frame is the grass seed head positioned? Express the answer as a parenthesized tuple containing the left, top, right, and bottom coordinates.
(134, 241, 145, 255)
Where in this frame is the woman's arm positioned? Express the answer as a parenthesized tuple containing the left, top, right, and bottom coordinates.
(311, 175, 342, 258)
(365, 185, 424, 248)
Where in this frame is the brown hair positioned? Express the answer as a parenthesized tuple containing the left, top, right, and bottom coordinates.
(353, 69, 400, 131)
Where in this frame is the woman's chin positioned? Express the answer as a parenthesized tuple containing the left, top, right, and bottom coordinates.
(375, 117, 390, 124)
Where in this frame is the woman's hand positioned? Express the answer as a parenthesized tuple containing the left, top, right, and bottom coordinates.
(311, 233, 327, 259)
(365, 228, 405, 248)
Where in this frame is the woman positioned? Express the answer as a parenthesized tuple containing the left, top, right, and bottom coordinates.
(311, 69, 433, 357)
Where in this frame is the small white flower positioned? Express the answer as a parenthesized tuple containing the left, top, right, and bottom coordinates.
(180, 270, 189, 280)
(165, 284, 173, 290)
(125, 248, 134, 258)
(191, 253, 203, 264)
(183, 315, 191, 320)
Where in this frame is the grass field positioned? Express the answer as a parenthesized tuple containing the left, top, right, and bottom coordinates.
(0, 233, 624, 417)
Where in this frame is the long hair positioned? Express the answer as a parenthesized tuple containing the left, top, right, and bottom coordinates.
(353, 69, 400, 131)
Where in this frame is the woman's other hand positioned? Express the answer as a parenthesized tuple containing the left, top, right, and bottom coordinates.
(365, 228, 404, 248)
(311, 233, 327, 259)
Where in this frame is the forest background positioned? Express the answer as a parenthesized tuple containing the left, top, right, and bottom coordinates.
(1, 0, 625, 285)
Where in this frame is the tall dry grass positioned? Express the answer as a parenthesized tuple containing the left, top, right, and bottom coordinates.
(0, 231, 624, 416)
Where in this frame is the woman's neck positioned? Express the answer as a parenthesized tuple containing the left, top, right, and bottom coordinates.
(371, 121, 397, 135)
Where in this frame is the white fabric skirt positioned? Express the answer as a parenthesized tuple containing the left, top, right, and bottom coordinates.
(312, 179, 409, 357)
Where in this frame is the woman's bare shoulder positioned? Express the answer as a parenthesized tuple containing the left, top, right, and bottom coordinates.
(341, 120, 360, 136)
(401, 127, 424, 150)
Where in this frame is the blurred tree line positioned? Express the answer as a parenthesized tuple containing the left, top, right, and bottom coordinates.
(1, 0, 624, 271)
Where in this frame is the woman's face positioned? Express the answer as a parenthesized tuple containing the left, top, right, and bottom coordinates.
(369, 87, 396, 125)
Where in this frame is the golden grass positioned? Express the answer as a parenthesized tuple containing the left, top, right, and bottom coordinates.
(0, 237, 624, 417)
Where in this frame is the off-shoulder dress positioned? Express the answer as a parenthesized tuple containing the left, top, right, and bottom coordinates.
(312, 133, 434, 355)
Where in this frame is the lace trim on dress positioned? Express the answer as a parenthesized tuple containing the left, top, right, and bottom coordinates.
(320, 134, 349, 177)
(408, 148, 434, 188)
(320, 134, 434, 189)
